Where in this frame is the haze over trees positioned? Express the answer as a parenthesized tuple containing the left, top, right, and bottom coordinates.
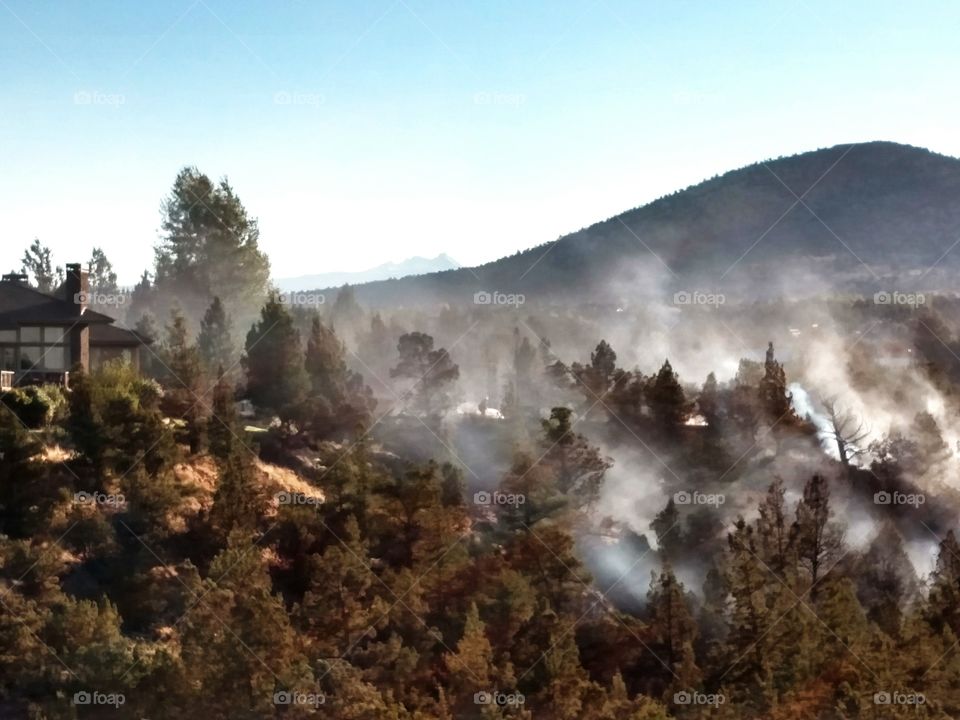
(8, 155, 960, 718)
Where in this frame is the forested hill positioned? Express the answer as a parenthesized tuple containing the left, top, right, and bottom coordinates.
(332, 141, 960, 307)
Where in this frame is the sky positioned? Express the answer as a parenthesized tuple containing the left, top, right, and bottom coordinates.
(1, 0, 958, 284)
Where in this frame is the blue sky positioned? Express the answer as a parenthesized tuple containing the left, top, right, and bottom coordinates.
(1, 0, 957, 283)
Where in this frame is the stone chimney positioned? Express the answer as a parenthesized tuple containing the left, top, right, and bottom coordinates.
(65, 263, 89, 314)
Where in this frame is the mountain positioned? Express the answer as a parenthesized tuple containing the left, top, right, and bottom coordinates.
(274, 253, 460, 291)
(337, 142, 960, 307)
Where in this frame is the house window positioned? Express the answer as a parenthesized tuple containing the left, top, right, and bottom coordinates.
(20, 326, 41, 343)
(44, 346, 66, 371)
(43, 327, 68, 344)
(19, 346, 42, 370)
(0, 347, 14, 372)
(0, 330, 16, 343)
(18, 346, 66, 372)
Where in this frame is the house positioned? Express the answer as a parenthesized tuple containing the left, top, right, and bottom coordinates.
(0, 263, 151, 390)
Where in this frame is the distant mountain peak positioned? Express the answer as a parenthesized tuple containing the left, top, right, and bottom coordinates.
(275, 253, 460, 292)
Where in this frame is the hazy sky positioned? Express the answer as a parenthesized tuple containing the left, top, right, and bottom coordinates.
(1, 0, 957, 284)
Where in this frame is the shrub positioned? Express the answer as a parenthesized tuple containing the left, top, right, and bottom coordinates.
(0, 386, 52, 428)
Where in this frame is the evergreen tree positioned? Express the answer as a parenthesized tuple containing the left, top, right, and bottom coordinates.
(243, 293, 309, 421)
(87, 247, 118, 295)
(759, 342, 794, 420)
(756, 478, 792, 576)
(161, 306, 205, 451)
(650, 498, 683, 562)
(209, 448, 266, 540)
(856, 523, 918, 637)
(197, 296, 234, 373)
(928, 529, 960, 635)
(330, 284, 363, 333)
(300, 515, 385, 658)
(303, 315, 374, 438)
(646, 360, 687, 430)
(791, 474, 843, 599)
(443, 602, 494, 705)
(20, 238, 59, 292)
(155, 167, 271, 329)
(722, 518, 775, 712)
(391, 331, 460, 416)
(645, 564, 701, 698)
(134, 312, 161, 378)
(180, 532, 312, 718)
(208, 367, 240, 462)
(539, 407, 610, 503)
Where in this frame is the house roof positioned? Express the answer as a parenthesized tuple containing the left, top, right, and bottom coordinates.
(0, 280, 115, 328)
(89, 323, 153, 347)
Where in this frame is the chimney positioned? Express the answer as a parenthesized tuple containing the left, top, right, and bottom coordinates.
(65, 263, 88, 314)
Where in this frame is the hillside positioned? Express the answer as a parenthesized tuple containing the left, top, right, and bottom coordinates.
(330, 142, 960, 306)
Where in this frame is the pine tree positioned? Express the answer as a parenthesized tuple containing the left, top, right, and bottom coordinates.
(243, 293, 309, 421)
(156, 167, 271, 330)
(539, 407, 610, 503)
(756, 478, 792, 576)
(650, 498, 683, 562)
(646, 360, 687, 430)
(300, 516, 385, 659)
(330, 284, 364, 335)
(197, 296, 234, 373)
(134, 312, 161, 378)
(20, 238, 59, 292)
(443, 602, 494, 703)
(791, 474, 843, 599)
(391, 331, 460, 417)
(512, 329, 538, 409)
(759, 342, 796, 425)
(927, 530, 960, 635)
(303, 315, 374, 438)
(722, 518, 775, 712)
(161, 306, 205, 451)
(208, 367, 240, 462)
(699, 372, 720, 425)
(541, 617, 593, 720)
(180, 532, 312, 718)
(645, 564, 701, 699)
(856, 523, 918, 637)
(87, 247, 118, 295)
(209, 448, 266, 540)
